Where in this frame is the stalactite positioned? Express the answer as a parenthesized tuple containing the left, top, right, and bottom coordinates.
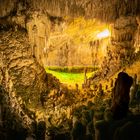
(0, 0, 140, 24)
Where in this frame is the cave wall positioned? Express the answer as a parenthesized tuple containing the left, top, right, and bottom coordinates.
(45, 17, 111, 67)
(0, 30, 49, 103)
(0, 0, 17, 18)
(0, 1, 51, 103)
(97, 16, 139, 78)
(46, 42, 93, 66)
(46, 37, 110, 67)
(111, 16, 138, 66)
(26, 11, 50, 66)
(134, 16, 140, 52)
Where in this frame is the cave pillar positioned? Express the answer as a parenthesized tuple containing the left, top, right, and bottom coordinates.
(26, 12, 50, 67)
(134, 16, 140, 52)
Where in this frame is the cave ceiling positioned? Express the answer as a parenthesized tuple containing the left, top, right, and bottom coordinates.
(0, 0, 140, 22)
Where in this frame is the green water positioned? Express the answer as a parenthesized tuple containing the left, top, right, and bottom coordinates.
(45, 68, 94, 87)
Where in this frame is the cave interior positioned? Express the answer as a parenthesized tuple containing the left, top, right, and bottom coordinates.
(0, 0, 140, 140)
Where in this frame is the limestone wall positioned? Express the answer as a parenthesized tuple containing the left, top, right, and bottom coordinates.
(26, 11, 51, 66)
(111, 16, 138, 64)
(0, 30, 49, 103)
(134, 16, 140, 52)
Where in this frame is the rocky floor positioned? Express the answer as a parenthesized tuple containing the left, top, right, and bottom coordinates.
(1, 73, 140, 140)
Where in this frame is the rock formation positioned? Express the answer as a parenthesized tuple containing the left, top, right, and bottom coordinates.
(0, 0, 140, 139)
(111, 72, 133, 120)
(0, 29, 50, 103)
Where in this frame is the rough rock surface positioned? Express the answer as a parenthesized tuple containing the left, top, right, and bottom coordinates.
(45, 17, 109, 66)
(111, 72, 133, 120)
(0, 85, 35, 139)
(0, 29, 59, 103)
(0, 0, 140, 21)
(91, 15, 139, 80)
(108, 16, 138, 71)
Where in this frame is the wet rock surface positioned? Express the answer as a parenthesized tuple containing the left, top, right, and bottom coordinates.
(0, 29, 60, 104)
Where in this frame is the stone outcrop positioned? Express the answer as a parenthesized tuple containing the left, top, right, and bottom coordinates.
(111, 72, 133, 120)
(134, 16, 140, 53)
(26, 11, 50, 66)
(92, 15, 139, 80)
(111, 16, 138, 66)
(0, 29, 56, 103)
(0, 85, 34, 139)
